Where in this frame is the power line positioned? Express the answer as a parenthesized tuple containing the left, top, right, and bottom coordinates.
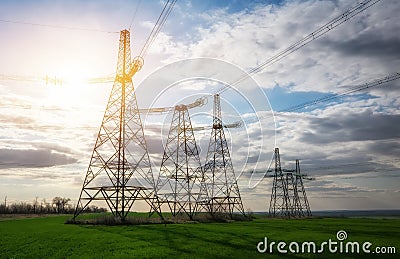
(282, 72, 400, 113)
(0, 1, 176, 85)
(193, 73, 400, 130)
(0, 0, 379, 88)
(238, 72, 400, 125)
(0, 18, 119, 34)
(117, 0, 384, 119)
(191, 0, 387, 129)
(0, 73, 116, 85)
(194, 72, 399, 129)
(215, 0, 383, 95)
(91, 0, 382, 120)
(129, 0, 142, 31)
(277, 72, 400, 113)
(0, 0, 388, 122)
(1, 74, 398, 133)
(139, 0, 177, 58)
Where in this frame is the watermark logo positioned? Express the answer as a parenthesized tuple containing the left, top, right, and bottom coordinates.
(257, 230, 396, 254)
(336, 230, 347, 241)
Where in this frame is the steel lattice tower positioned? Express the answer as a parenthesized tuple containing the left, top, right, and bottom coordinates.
(292, 159, 312, 217)
(202, 94, 245, 216)
(269, 149, 312, 218)
(74, 30, 159, 221)
(269, 148, 292, 217)
(155, 104, 207, 219)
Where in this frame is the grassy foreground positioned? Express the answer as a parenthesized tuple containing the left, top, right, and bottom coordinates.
(0, 215, 399, 258)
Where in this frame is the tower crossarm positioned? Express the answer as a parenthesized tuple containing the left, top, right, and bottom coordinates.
(127, 56, 144, 79)
(138, 97, 207, 114)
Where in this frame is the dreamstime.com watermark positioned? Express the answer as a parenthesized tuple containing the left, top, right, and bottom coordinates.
(257, 230, 396, 255)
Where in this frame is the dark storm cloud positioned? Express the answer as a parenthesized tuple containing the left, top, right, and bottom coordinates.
(300, 111, 400, 144)
(0, 148, 77, 169)
(321, 35, 400, 60)
(301, 159, 397, 176)
(367, 140, 400, 158)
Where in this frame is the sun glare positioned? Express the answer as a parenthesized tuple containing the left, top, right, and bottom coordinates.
(44, 66, 95, 107)
(40, 65, 108, 129)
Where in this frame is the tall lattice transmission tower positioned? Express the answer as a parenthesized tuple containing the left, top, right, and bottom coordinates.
(155, 105, 208, 219)
(269, 148, 312, 218)
(292, 159, 312, 217)
(269, 148, 292, 217)
(202, 94, 245, 216)
(74, 30, 159, 221)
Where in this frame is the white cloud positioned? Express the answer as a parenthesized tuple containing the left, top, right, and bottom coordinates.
(1, 0, 399, 210)
(151, 0, 400, 95)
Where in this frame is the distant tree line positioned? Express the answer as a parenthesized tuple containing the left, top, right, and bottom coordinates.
(0, 196, 107, 214)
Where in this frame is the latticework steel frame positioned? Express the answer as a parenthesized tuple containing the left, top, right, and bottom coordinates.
(155, 105, 208, 219)
(200, 94, 245, 217)
(292, 159, 312, 217)
(74, 30, 160, 221)
(269, 148, 292, 217)
(269, 148, 312, 218)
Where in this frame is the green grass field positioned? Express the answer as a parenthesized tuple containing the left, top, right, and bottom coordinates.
(0, 215, 399, 258)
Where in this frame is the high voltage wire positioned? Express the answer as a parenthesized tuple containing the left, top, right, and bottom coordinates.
(0, 74, 115, 85)
(0, 18, 119, 34)
(3, 72, 398, 129)
(214, 0, 383, 95)
(125, 0, 385, 117)
(2, 73, 398, 127)
(0, 0, 178, 114)
(237, 72, 400, 125)
(129, 0, 142, 31)
(0, 0, 386, 132)
(197, 73, 400, 130)
(0, 0, 389, 120)
(0, 0, 380, 88)
(280, 72, 400, 113)
(0, 1, 176, 85)
(130, 0, 383, 118)
(139, 0, 177, 58)
(1, 73, 398, 132)
(198, 0, 387, 129)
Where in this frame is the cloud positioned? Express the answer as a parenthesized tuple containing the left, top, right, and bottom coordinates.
(270, 102, 400, 180)
(0, 114, 36, 125)
(367, 140, 400, 158)
(321, 35, 400, 60)
(153, 0, 400, 97)
(0, 148, 77, 169)
(1, 0, 399, 210)
(299, 110, 400, 144)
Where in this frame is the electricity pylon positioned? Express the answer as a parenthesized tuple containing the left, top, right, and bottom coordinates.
(292, 159, 312, 217)
(155, 104, 207, 219)
(74, 30, 159, 221)
(269, 148, 292, 217)
(269, 149, 312, 218)
(202, 94, 245, 217)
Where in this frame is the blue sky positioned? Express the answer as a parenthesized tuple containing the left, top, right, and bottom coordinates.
(0, 0, 399, 211)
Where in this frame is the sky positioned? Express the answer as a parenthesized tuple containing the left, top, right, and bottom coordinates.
(0, 0, 399, 212)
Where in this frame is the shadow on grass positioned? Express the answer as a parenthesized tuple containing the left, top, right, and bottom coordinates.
(66, 212, 251, 226)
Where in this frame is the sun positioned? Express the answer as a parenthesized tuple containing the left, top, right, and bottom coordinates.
(44, 66, 95, 108)
(41, 64, 109, 129)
